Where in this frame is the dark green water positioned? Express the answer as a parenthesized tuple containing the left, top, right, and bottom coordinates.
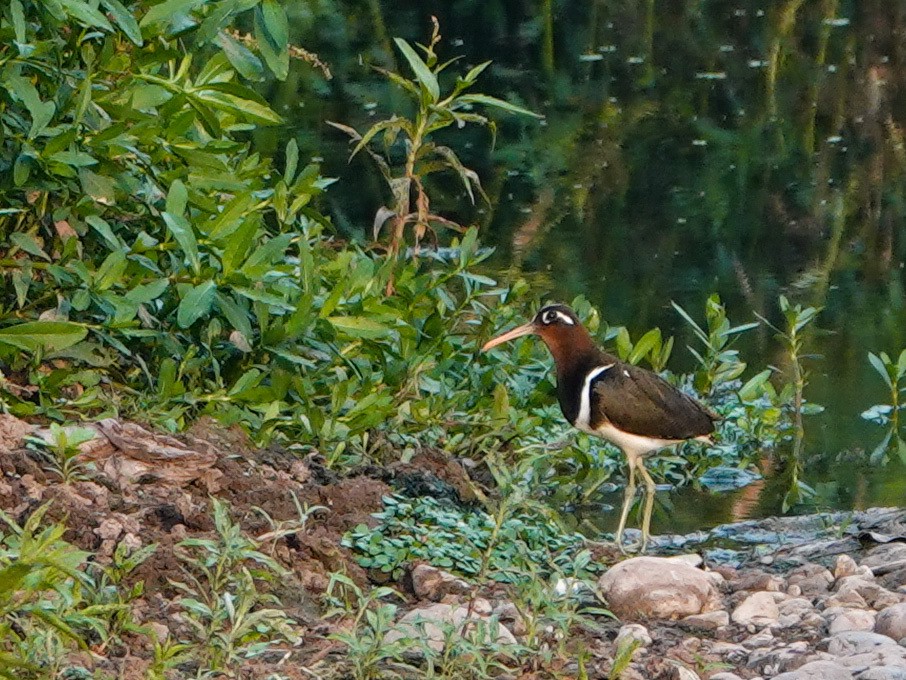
(265, 0, 906, 532)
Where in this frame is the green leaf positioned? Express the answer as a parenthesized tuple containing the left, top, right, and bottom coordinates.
(193, 89, 283, 125)
(216, 293, 253, 339)
(85, 215, 122, 250)
(10, 233, 50, 260)
(254, 0, 289, 80)
(60, 0, 114, 31)
(100, 0, 143, 44)
(78, 169, 116, 205)
(49, 150, 98, 167)
(628, 328, 661, 365)
(177, 281, 217, 328)
(140, 0, 205, 28)
(868, 352, 893, 389)
(393, 38, 439, 101)
(0, 322, 87, 353)
(166, 179, 188, 217)
(94, 250, 128, 290)
(10, 0, 26, 44)
(3, 76, 56, 138)
(162, 212, 199, 273)
(328, 316, 391, 339)
(125, 279, 170, 304)
(217, 31, 265, 81)
(285, 139, 299, 184)
(456, 94, 543, 119)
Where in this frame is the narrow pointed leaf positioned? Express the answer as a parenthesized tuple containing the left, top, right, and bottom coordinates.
(393, 38, 439, 101)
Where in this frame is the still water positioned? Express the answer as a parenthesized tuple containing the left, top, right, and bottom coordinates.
(270, 1, 906, 532)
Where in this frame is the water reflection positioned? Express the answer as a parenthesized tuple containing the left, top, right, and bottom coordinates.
(268, 0, 906, 526)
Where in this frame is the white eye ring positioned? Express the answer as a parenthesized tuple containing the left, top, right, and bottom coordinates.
(542, 310, 575, 325)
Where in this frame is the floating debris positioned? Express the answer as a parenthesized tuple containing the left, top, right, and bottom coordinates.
(748, 60, 766, 68)
(692, 139, 708, 147)
(826, 135, 844, 144)
(823, 17, 850, 27)
(695, 71, 727, 80)
(626, 56, 645, 64)
(719, 44, 735, 52)
(598, 44, 617, 53)
(579, 53, 604, 62)
(827, 64, 838, 73)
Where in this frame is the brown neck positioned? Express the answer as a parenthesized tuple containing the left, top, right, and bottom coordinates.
(537, 324, 604, 378)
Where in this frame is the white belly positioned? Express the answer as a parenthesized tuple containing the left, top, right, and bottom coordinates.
(587, 421, 679, 459)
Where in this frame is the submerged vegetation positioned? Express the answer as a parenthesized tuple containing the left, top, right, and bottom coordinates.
(0, 0, 904, 677)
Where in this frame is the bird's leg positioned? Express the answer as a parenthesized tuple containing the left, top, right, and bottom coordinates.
(614, 458, 637, 553)
(636, 458, 657, 553)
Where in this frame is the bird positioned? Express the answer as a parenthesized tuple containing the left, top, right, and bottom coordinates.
(481, 303, 718, 552)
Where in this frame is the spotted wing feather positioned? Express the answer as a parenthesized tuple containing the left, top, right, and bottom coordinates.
(589, 362, 717, 440)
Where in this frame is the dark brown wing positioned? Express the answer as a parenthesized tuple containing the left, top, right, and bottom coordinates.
(590, 362, 717, 440)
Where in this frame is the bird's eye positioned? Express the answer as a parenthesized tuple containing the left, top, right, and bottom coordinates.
(543, 311, 557, 324)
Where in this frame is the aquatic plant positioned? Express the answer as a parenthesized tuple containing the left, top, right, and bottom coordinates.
(328, 17, 541, 281)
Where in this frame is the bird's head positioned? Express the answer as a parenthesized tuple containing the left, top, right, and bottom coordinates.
(481, 304, 588, 354)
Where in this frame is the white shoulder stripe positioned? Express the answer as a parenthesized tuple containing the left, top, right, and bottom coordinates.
(575, 364, 613, 432)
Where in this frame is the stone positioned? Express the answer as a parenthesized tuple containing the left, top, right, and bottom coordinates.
(836, 576, 902, 610)
(826, 631, 901, 657)
(680, 610, 729, 631)
(410, 564, 471, 602)
(829, 609, 877, 635)
(874, 603, 906, 642)
(731, 591, 780, 627)
(709, 674, 745, 680)
(492, 602, 527, 636)
(615, 623, 652, 648)
(383, 603, 516, 653)
(741, 628, 774, 649)
(668, 553, 703, 568)
(788, 564, 834, 596)
(856, 667, 906, 680)
(597, 556, 720, 620)
(730, 570, 785, 593)
(670, 667, 701, 680)
(771, 660, 854, 680)
(835, 649, 906, 673)
(746, 641, 810, 674)
(835, 555, 860, 580)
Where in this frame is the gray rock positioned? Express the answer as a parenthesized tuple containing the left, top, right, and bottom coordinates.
(771, 659, 854, 679)
(827, 631, 900, 657)
(680, 610, 729, 631)
(741, 628, 775, 649)
(788, 564, 835, 596)
(410, 564, 471, 601)
(856, 667, 906, 680)
(667, 553, 703, 568)
(732, 591, 781, 626)
(730, 570, 785, 593)
(875, 603, 906, 642)
(836, 649, 906, 673)
(384, 603, 516, 653)
(829, 609, 877, 635)
(836, 576, 902, 610)
(597, 556, 720, 620)
(836, 555, 860, 580)
(746, 641, 810, 674)
(709, 674, 745, 680)
(615, 623, 652, 648)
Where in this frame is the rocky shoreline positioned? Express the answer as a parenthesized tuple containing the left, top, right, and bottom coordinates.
(0, 414, 903, 678)
(397, 507, 906, 679)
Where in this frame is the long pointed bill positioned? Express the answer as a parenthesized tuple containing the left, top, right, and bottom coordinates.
(481, 322, 537, 351)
